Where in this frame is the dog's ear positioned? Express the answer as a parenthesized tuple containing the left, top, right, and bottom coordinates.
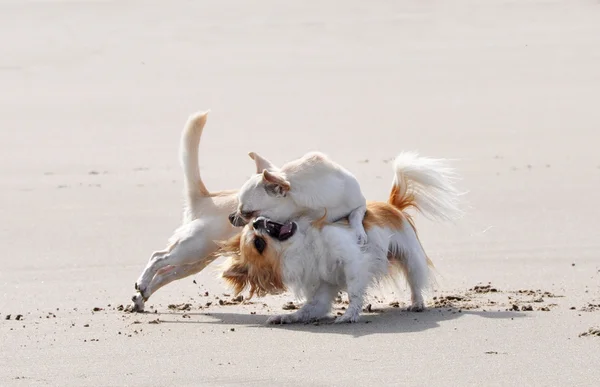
(262, 169, 291, 196)
(249, 152, 277, 173)
(222, 261, 249, 296)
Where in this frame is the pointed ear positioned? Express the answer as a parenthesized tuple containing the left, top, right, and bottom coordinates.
(262, 169, 291, 194)
(248, 152, 277, 173)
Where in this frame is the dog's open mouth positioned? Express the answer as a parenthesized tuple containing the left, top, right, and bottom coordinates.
(252, 217, 297, 241)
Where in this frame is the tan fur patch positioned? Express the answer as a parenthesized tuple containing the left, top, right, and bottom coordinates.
(387, 183, 433, 269)
(363, 201, 406, 231)
(219, 230, 287, 298)
(388, 183, 419, 213)
(310, 209, 329, 229)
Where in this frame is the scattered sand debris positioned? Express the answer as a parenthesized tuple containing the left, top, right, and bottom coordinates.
(579, 327, 600, 337)
(430, 284, 563, 312)
(282, 302, 298, 310)
(431, 295, 478, 310)
(515, 290, 562, 298)
(168, 303, 191, 311)
(217, 295, 245, 306)
(580, 303, 600, 312)
(470, 284, 499, 293)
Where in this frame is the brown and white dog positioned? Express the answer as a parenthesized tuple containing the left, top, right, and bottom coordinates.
(218, 152, 463, 324)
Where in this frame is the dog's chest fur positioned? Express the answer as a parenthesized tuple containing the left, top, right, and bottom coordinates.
(278, 223, 362, 298)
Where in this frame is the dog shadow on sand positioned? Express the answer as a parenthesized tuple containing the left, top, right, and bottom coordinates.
(153, 307, 524, 338)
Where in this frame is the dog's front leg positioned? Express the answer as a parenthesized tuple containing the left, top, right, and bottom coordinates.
(267, 283, 338, 325)
(348, 204, 368, 245)
(335, 258, 369, 323)
(134, 221, 222, 306)
(131, 257, 217, 312)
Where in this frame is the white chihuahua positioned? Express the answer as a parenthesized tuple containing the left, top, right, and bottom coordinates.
(230, 151, 369, 244)
(130, 110, 240, 312)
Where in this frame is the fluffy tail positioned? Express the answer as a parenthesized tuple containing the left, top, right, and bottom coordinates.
(388, 151, 463, 222)
(180, 110, 211, 200)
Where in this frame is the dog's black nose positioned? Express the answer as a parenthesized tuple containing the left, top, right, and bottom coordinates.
(229, 212, 248, 227)
(252, 217, 268, 231)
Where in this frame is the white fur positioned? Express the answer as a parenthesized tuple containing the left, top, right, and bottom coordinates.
(392, 151, 464, 221)
(257, 152, 463, 324)
(131, 111, 239, 312)
(235, 151, 369, 244)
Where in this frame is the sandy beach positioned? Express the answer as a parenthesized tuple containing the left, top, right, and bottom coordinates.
(1, 0, 599, 385)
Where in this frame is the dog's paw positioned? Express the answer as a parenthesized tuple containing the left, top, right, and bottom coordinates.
(334, 310, 361, 324)
(407, 302, 425, 312)
(129, 293, 146, 313)
(355, 228, 368, 245)
(266, 313, 299, 325)
(134, 280, 151, 300)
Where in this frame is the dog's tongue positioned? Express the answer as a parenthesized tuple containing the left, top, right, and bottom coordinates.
(278, 221, 295, 241)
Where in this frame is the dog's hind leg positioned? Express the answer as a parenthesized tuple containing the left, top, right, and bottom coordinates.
(390, 237, 430, 312)
(403, 247, 430, 312)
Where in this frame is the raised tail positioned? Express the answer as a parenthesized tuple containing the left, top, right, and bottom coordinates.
(388, 151, 463, 222)
(180, 110, 211, 200)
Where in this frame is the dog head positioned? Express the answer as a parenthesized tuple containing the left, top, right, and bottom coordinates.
(219, 217, 298, 297)
(229, 152, 296, 227)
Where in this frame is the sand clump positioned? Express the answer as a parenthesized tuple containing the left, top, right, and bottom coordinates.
(580, 303, 600, 312)
(579, 327, 600, 337)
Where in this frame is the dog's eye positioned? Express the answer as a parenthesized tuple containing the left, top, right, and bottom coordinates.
(254, 237, 267, 254)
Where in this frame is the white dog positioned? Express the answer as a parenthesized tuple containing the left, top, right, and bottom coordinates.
(230, 151, 369, 244)
(219, 152, 462, 324)
(130, 110, 240, 312)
